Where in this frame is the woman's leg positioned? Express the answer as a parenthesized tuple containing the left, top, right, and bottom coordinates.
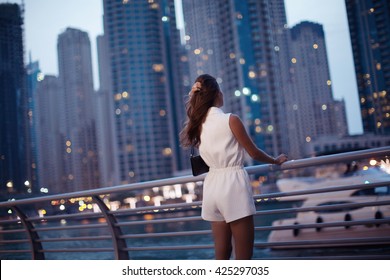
(211, 221, 233, 259)
(229, 215, 254, 260)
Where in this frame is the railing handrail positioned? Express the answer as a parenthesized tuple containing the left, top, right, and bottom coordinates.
(0, 146, 388, 208)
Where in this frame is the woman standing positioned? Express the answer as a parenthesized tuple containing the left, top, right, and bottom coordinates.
(180, 74, 288, 259)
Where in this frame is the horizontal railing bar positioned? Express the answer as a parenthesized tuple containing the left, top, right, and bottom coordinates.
(1, 146, 387, 208)
(255, 199, 390, 216)
(27, 212, 105, 223)
(0, 218, 22, 225)
(258, 237, 390, 248)
(111, 180, 388, 216)
(112, 201, 202, 216)
(254, 180, 390, 200)
(120, 229, 212, 239)
(31, 223, 108, 232)
(255, 255, 390, 260)
(36, 236, 112, 242)
(116, 215, 203, 227)
(105, 218, 390, 240)
(247, 146, 390, 173)
(0, 228, 26, 234)
(124, 244, 214, 251)
(0, 250, 31, 254)
(39, 248, 114, 253)
(123, 237, 390, 251)
(116, 199, 390, 227)
(0, 239, 29, 244)
(256, 218, 390, 231)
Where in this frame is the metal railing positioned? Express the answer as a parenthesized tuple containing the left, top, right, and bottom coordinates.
(0, 146, 389, 260)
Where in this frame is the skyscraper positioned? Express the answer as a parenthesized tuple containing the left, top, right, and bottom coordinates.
(0, 3, 32, 194)
(26, 58, 41, 193)
(182, 0, 290, 159)
(96, 34, 119, 187)
(287, 21, 348, 157)
(35, 75, 64, 194)
(57, 28, 100, 192)
(103, 0, 187, 183)
(345, 0, 390, 134)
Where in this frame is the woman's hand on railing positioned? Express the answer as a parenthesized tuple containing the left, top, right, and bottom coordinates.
(274, 154, 288, 165)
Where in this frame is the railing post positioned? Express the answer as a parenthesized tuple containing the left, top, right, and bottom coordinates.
(92, 196, 129, 260)
(11, 206, 45, 260)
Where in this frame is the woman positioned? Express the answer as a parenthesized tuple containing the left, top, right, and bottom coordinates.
(180, 74, 288, 259)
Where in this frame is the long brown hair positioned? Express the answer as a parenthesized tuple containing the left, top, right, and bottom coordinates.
(180, 74, 221, 148)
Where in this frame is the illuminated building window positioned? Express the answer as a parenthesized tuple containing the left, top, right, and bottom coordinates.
(37, 72, 44, 81)
(313, 43, 318, 49)
(376, 63, 381, 70)
(194, 49, 201, 55)
(291, 58, 297, 64)
(152, 64, 164, 72)
(327, 80, 332, 86)
(229, 53, 236, 59)
(248, 71, 256, 78)
(115, 93, 122, 101)
(162, 148, 172, 156)
(306, 136, 311, 142)
(234, 90, 241, 97)
(322, 104, 327, 110)
(159, 109, 166, 116)
(251, 94, 259, 102)
(242, 87, 251, 95)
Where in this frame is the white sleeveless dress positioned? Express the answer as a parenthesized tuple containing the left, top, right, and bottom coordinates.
(199, 107, 256, 223)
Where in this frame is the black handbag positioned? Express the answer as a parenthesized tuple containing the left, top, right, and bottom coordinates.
(190, 147, 209, 176)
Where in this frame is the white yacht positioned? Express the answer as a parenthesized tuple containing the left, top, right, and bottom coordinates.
(268, 166, 390, 248)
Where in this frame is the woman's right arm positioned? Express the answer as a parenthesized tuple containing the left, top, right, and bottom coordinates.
(229, 114, 288, 164)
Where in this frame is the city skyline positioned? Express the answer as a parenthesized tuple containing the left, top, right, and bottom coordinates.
(0, 0, 363, 135)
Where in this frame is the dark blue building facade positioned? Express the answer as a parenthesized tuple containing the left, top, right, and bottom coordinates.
(346, 0, 390, 134)
(0, 3, 31, 194)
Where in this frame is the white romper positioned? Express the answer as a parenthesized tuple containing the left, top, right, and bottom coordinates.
(199, 107, 256, 223)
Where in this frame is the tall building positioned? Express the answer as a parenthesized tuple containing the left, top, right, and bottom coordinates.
(57, 28, 100, 192)
(182, 0, 290, 159)
(288, 21, 348, 158)
(345, 0, 390, 134)
(103, 0, 188, 183)
(0, 3, 32, 194)
(35, 75, 64, 194)
(26, 58, 41, 193)
(96, 34, 119, 187)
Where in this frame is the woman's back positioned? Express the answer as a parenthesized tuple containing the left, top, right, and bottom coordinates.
(199, 107, 245, 169)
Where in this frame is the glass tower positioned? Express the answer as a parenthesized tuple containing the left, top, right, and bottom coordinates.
(103, 0, 187, 183)
(345, 0, 390, 134)
(0, 3, 31, 194)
